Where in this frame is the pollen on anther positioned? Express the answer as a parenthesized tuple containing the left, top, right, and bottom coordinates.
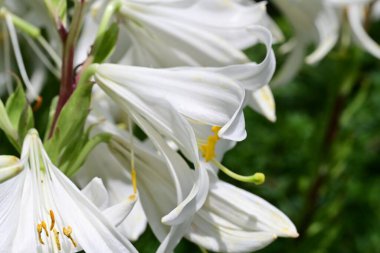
(49, 210, 55, 231)
(37, 224, 44, 245)
(41, 221, 49, 236)
(63, 226, 78, 248)
(200, 126, 222, 162)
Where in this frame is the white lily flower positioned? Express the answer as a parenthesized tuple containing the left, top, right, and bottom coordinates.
(341, 0, 380, 59)
(94, 61, 265, 183)
(273, 0, 380, 85)
(87, 0, 278, 121)
(112, 0, 269, 66)
(93, 63, 247, 156)
(93, 62, 274, 224)
(0, 129, 138, 253)
(80, 122, 298, 252)
(272, 0, 339, 85)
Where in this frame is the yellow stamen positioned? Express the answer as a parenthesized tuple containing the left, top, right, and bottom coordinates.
(53, 228, 61, 251)
(49, 210, 55, 231)
(200, 126, 221, 162)
(37, 224, 44, 245)
(63, 226, 78, 248)
(41, 221, 49, 237)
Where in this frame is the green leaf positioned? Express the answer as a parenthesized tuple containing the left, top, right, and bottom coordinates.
(17, 102, 34, 143)
(44, 96, 58, 142)
(0, 100, 19, 149)
(45, 82, 93, 164)
(92, 22, 119, 63)
(6, 84, 27, 128)
(5, 84, 35, 143)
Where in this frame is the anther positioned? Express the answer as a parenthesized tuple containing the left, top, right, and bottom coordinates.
(53, 228, 61, 251)
(211, 126, 222, 135)
(49, 210, 55, 231)
(200, 126, 221, 162)
(63, 226, 78, 248)
(32, 96, 43, 112)
(41, 221, 49, 236)
(37, 224, 44, 245)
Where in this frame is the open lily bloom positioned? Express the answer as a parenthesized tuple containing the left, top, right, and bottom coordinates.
(83, 0, 278, 121)
(93, 63, 273, 221)
(272, 0, 339, 85)
(273, 0, 380, 85)
(0, 129, 138, 253)
(111, 0, 276, 66)
(117, 0, 278, 121)
(331, 0, 380, 59)
(75, 122, 298, 252)
(94, 63, 247, 157)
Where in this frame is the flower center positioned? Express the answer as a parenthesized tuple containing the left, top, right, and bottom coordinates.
(200, 126, 222, 162)
(36, 210, 77, 250)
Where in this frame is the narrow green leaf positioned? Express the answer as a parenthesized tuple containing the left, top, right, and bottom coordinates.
(92, 22, 119, 63)
(17, 103, 34, 142)
(44, 96, 58, 142)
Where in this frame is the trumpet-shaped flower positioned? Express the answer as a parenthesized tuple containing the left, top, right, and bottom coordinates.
(273, 0, 380, 85)
(110, 0, 274, 67)
(0, 129, 138, 253)
(93, 62, 275, 235)
(93, 63, 247, 159)
(335, 0, 380, 59)
(272, 0, 339, 85)
(76, 121, 298, 252)
(85, 0, 278, 121)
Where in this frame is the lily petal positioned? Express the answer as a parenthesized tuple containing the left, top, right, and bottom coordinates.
(81, 177, 109, 210)
(348, 3, 380, 59)
(188, 173, 298, 252)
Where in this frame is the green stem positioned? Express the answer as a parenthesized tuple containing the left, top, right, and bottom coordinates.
(298, 53, 362, 238)
(97, 0, 122, 37)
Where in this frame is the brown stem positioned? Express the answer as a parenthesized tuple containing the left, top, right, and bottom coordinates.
(298, 94, 347, 238)
(48, 2, 86, 138)
(49, 44, 75, 138)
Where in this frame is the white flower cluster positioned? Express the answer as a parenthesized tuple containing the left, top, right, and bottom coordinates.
(7, 0, 379, 252)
